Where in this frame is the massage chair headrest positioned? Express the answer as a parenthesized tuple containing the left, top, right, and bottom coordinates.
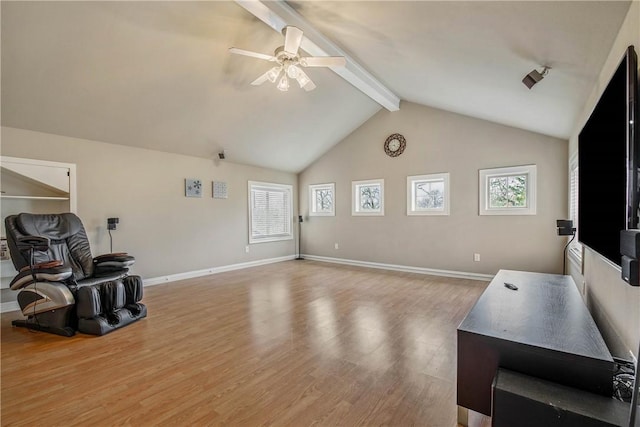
(16, 236, 50, 252)
(17, 213, 83, 241)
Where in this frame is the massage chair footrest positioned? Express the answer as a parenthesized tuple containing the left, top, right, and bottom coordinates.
(75, 275, 146, 335)
(76, 276, 144, 318)
(78, 304, 147, 336)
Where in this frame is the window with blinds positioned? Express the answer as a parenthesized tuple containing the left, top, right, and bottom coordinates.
(248, 181, 293, 244)
(568, 156, 582, 264)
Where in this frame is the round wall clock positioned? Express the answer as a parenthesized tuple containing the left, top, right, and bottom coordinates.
(384, 133, 406, 157)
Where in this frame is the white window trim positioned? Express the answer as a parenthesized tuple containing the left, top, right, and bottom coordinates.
(309, 183, 335, 217)
(352, 179, 384, 216)
(407, 173, 450, 216)
(479, 165, 537, 216)
(248, 181, 293, 244)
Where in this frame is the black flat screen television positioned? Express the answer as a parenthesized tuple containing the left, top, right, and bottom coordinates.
(578, 45, 638, 267)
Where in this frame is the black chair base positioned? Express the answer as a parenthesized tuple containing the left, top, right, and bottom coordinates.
(12, 319, 76, 337)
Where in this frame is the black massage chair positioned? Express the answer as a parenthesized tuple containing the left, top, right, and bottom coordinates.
(5, 212, 147, 336)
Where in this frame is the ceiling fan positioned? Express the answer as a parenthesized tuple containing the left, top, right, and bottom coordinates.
(229, 26, 346, 92)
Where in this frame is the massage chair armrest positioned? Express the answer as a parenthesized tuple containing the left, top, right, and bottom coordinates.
(19, 260, 64, 272)
(93, 253, 135, 277)
(10, 264, 73, 290)
(93, 253, 135, 265)
(94, 252, 131, 261)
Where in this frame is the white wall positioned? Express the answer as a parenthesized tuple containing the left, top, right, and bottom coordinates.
(567, 1, 640, 358)
(299, 101, 568, 276)
(1, 126, 297, 280)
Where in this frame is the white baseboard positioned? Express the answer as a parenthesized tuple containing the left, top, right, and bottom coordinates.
(143, 255, 296, 287)
(1, 301, 19, 313)
(302, 254, 493, 282)
(0, 254, 489, 313)
(0, 256, 295, 313)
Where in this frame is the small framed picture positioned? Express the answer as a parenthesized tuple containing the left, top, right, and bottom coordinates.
(213, 181, 228, 199)
(185, 179, 203, 197)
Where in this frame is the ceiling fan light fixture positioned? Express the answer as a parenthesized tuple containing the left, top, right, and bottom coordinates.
(277, 75, 290, 92)
(286, 65, 300, 79)
(296, 72, 310, 88)
(294, 68, 315, 91)
(228, 25, 346, 93)
(267, 66, 282, 83)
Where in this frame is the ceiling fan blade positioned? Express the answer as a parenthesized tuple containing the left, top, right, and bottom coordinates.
(251, 71, 270, 86)
(300, 56, 346, 67)
(283, 26, 304, 55)
(229, 47, 275, 62)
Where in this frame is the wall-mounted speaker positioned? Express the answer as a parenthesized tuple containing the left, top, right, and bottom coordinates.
(556, 220, 573, 229)
(556, 219, 576, 236)
(620, 229, 640, 258)
(621, 255, 639, 286)
(107, 217, 119, 231)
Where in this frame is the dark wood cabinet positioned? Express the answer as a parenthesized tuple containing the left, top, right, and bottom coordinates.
(457, 270, 614, 417)
(492, 368, 631, 427)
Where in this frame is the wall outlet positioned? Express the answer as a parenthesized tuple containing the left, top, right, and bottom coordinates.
(334, 243, 339, 250)
(474, 253, 481, 262)
(245, 246, 250, 253)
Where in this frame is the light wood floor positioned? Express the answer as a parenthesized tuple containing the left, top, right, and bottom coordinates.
(1, 260, 490, 426)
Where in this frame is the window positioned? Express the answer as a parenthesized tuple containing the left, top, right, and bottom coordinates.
(407, 173, 450, 216)
(568, 154, 582, 264)
(309, 183, 335, 216)
(352, 179, 384, 216)
(248, 181, 293, 243)
(479, 165, 537, 215)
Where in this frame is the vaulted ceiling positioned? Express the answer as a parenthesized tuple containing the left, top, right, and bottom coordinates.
(1, 1, 631, 172)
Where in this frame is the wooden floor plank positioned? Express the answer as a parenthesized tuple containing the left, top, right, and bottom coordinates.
(1, 260, 488, 426)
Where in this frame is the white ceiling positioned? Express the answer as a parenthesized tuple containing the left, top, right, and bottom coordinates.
(1, 1, 631, 173)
